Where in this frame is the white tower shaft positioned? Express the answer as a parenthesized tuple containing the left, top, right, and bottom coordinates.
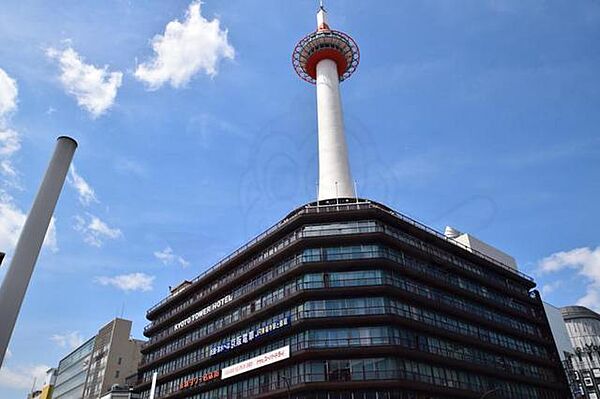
(316, 59, 355, 201)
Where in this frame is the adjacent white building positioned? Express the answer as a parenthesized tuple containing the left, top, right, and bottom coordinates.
(561, 306, 600, 398)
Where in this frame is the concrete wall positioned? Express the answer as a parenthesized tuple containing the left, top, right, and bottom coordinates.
(454, 233, 518, 270)
(543, 302, 574, 361)
(100, 319, 143, 396)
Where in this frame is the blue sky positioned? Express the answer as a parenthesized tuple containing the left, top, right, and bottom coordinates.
(0, 0, 599, 397)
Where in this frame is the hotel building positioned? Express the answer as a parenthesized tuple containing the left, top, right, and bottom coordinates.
(135, 197, 571, 398)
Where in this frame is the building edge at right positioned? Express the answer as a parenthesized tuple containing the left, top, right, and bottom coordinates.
(561, 306, 600, 398)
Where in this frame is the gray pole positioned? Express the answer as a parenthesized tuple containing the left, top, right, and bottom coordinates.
(0, 136, 77, 367)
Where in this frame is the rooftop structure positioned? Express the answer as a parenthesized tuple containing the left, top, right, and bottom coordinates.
(293, 3, 359, 201)
(444, 226, 518, 270)
(100, 384, 140, 399)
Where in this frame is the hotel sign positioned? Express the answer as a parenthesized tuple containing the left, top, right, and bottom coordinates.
(209, 316, 290, 356)
(222, 346, 290, 379)
(179, 370, 220, 390)
(174, 294, 233, 331)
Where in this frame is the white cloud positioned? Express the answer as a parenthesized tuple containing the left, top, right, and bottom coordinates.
(45, 217, 58, 252)
(154, 246, 190, 267)
(5, 349, 12, 359)
(541, 281, 561, 296)
(135, 1, 234, 89)
(0, 364, 49, 390)
(0, 69, 20, 184)
(95, 273, 154, 292)
(67, 164, 98, 206)
(115, 158, 146, 177)
(50, 331, 85, 350)
(0, 69, 20, 180)
(0, 129, 21, 181)
(0, 191, 57, 254)
(47, 45, 122, 118)
(0, 69, 58, 254)
(538, 246, 600, 311)
(73, 214, 122, 247)
(1, 160, 17, 178)
(0, 68, 18, 119)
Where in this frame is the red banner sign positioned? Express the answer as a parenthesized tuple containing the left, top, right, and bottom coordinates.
(179, 370, 220, 390)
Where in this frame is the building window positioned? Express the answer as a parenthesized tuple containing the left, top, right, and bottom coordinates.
(115, 370, 120, 378)
(327, 360, 352, 381)
(118, 357, 122, 365)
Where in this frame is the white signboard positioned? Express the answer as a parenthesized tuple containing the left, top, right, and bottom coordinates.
(209, 317, 290, 356)
(174, 294, 233, 331)
(221, 345, 290, 380)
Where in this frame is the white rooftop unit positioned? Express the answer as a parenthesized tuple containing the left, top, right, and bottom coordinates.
(444, 226, 518, 270)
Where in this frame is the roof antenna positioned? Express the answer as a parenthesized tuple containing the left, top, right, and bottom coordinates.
(319, 0, 326, 11)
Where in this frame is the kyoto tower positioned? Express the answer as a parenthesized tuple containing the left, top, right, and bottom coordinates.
(293, 2, 360, 201)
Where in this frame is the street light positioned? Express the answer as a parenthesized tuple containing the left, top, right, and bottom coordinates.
(480, 387, 500, 398)
(278, 374, 291, 399)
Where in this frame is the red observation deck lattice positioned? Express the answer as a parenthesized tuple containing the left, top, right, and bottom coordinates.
(292, 29, 360, 84)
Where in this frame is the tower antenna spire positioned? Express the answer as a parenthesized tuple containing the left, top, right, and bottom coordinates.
(316, 1, 329, 30)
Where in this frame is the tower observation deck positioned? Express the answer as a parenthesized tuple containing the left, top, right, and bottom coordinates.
(293, 3, 360, 201)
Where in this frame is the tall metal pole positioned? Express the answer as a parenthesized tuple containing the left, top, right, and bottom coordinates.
(0, 136, 77, 367)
